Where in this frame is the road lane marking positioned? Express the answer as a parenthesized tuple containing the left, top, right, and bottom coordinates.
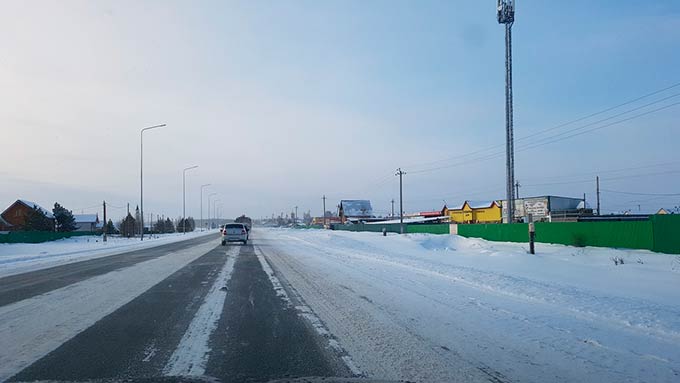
(255, 248, 291, 307)
(163, 246, 238, 376)
(255, 246, 363, 377)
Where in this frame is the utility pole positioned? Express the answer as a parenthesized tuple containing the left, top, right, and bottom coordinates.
(396, 168, 406, 234)
(391, 199, 395, 218)
(200, 184, 210, 232)
(497, 0, 516, 224)
(140, 123, 166, 241)
(583, 193, 586, 212)
(596, 176, 601, 215)
(515, 180, 521, 199)
(322, 195, 327, 228)
(103, 200, 107, 242)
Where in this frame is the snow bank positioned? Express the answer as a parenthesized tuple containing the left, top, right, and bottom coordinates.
(258, 228, 680, 383)
(0, 230, 218, 278)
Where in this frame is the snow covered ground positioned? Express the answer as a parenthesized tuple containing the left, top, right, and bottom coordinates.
(257, 228, 680, 383)
(0, 230, 217, 277)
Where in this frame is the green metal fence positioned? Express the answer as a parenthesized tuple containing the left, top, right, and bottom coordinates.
(0, 231, 98, 244)
(406, 224, 450, 235)
(650, 215, 680, 254)
(457, 221, 655, 250)
(456, 223, 529, 243)
(332, 216, 680, 254)
(456, 217, 679, 254)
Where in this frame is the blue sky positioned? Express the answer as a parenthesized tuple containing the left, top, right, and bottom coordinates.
(1, 1, 679, 220)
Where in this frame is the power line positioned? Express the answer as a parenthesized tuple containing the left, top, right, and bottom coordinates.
(341, 82, 680, 206)
(404, 80, 680, 171)
(514, 93, 680, 149)
(519, 160, 680, 183)
(600, 189, 680, 197)
(515, 100, 680, 153)
(522, 169, 680, 188)
(409, 100, 680, 175)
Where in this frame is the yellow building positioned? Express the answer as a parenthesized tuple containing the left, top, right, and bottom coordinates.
(446, 202, 473, 223)
(470, 201, 502, 223)
(447, 201, 502, 224)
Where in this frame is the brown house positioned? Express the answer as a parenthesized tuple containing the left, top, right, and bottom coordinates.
(0, 199, 55, 231)
(0, 215, 12, 231)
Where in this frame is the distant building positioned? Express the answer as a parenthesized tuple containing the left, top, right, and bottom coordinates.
(0, 199, 55, 231)
(500, 195, 590, 222)
(419, 211, 444, 218)
(655, 208, 675, 215)
(339, 200, 373, 223)
(0, 215, 12, 232)
(445, 201, 502, 224)
(73, 214, 100, 232)
(310, 216, 343, 226)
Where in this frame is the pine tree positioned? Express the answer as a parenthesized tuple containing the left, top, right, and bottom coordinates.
(53, 202, 77, 232)
(120, 213, 136, 237)
(134, 205, 141, 235)
(104, 219, 116, 234)
(177, 217, 196, 232)
(164, 217, 175, 233)
(24, 206, 53, 231)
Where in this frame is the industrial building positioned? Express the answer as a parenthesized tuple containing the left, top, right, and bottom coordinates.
(500, 195, 590, 222)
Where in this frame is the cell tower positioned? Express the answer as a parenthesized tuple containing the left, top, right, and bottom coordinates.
(498, 0, 516, 223)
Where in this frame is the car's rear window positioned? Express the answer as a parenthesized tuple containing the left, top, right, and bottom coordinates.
(225, 224, 244, 229)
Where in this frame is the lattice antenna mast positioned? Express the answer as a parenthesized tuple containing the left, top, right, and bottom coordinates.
(498, 0, 516, 223)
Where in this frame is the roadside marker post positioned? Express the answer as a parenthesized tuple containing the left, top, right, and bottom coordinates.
(528, 214, 535, 254)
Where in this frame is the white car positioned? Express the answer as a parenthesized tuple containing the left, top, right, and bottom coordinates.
(221, 223, 249, 245)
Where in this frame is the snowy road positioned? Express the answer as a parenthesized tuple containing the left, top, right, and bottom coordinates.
(0, 228, 678, 383)
(257, 228, 680, 383)
(0, 232, 348, 383)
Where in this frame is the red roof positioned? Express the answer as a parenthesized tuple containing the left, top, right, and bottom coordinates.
(419, 211, 442, 218)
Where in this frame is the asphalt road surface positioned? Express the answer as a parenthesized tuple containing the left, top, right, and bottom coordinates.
(0, 233, 351, 383)
(0, 235, 214, 307)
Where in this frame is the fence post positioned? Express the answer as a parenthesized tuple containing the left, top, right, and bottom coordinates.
(528, 214, 535, 254)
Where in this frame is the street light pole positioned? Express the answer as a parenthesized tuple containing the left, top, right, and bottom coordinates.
(213, 199, 221, 228)
(200, 184, 211, 232)
(182, 165, 199, 234)
(207, 193, 217, 230)
(140, 123, 166, 241)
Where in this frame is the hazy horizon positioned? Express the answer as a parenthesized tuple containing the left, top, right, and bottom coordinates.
(2, 0, 679, 221)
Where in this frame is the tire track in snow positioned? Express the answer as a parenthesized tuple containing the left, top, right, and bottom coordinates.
(163, 246, 239, 376)
(255, 246, 363, 377)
